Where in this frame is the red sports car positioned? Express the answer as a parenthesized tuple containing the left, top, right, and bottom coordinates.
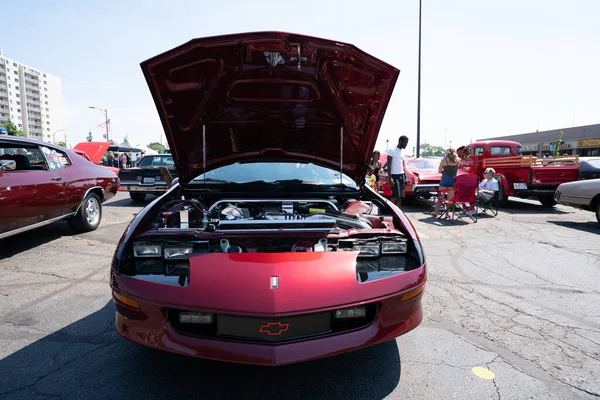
(378, 155, 442, 200)
(0, 136, 119, 239)
(110, 32, 427, 366)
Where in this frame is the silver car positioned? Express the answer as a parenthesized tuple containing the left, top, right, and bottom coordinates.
(555, 179, 600, 224)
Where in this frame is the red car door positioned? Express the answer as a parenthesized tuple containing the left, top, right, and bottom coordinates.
(0, 144, 67, 236)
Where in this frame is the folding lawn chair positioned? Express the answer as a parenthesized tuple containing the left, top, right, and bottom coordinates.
(439, 174, 478, 223)
(476, 176, 502, 217)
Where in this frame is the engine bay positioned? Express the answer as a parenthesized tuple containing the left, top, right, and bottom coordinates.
(153, 197, 397, 234)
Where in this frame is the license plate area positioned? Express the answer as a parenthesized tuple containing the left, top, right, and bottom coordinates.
(217, 312, 331, 342)
(513, 183, 527, 190)
(142, 177, 156, 184)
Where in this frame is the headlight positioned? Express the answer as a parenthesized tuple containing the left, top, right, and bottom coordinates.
(133, 243, 162, 257)
(164, 246, 193, 260)
(353, 244, 380, 258)
(381, 240, 407, 254)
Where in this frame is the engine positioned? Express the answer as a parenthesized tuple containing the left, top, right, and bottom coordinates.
(154, 198, 388, 232)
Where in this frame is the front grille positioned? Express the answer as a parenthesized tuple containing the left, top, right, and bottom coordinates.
(167, 304, 377, 343)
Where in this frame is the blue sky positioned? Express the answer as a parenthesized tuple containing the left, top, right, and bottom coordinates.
(3, 0, 599, 152)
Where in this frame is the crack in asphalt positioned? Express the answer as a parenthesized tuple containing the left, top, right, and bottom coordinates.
(486, 356, 502, 400)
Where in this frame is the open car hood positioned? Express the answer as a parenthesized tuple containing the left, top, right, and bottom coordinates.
(141, 31, 399, 185)
(74, 142, 111, 165)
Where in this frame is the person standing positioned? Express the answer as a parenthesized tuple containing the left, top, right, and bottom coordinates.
(433, 147, 461, 219)
(386, 135, 409, 208)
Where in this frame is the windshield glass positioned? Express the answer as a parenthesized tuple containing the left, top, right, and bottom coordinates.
(586, 159, 600, 168)
(191, 162, 357, 187)
(406, 159, 439, 170)
(137, 155, 174, 167)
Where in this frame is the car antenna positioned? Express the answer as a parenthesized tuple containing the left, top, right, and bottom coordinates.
(202, 119, 207, 190)
(339, 124, 344, 186)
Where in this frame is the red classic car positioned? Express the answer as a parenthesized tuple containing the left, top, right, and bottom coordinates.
(73, 141, 120, 176)
(0, 136, 119, 239)
(110, 32, 427, 366)
(378, 155, 442, 200)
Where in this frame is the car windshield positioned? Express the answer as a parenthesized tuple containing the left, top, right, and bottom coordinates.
(586, 159, 600, 168)
(191, 162, 357, 187)
(407, 160, 439, 170)
(137, 155, 174, 167)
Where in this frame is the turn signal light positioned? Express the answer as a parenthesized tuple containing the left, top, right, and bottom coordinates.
(401, 285, 424, 302)
(113, 292, 140, 309)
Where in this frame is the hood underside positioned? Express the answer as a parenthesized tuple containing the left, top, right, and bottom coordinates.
(141, 31, 399, 184)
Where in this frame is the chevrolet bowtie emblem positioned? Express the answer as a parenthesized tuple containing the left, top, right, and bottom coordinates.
(259, 321, 290, 336)
(270, 276, 279, 290)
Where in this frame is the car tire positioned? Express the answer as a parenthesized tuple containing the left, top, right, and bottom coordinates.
(130, 192, 146, 202)
(596, 203, 600, 224)
(68, 193, 102, 233)
(538, 196, 557, 208)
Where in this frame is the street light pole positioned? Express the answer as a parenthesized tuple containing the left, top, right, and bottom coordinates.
(52, 129, 64, 145)
(88, 106, 109, 141)
(416, 0, 422, 158)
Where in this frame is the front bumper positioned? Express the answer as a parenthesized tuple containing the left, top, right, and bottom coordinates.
(122, 184, 169, 193)
(411, 184, 439, 198)
(113, 288, 423, 366)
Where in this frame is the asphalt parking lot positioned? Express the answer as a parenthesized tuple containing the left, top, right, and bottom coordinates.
(1, 192, 599, 400)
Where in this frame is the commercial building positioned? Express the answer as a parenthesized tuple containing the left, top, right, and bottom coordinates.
(479, 123, 600, 157)
(0, 49, 64, 142)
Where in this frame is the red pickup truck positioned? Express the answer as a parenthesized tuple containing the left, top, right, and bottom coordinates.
(457, 140, 580, 207)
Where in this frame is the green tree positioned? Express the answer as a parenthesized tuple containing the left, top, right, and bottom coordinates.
(0, 119, 27, 137)
(552, 130, 564, 157)
(148, 142, 165, 153)
(86, 132, 93, 142)
(420, 143, 445, 157)
(57, 141, 67, 148)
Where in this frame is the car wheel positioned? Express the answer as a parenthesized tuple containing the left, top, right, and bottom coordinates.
(130, 192, 146, 202)
(596, 203, 600, 224)
(68, 193, 102, 233)
(538, 196, 557, 208)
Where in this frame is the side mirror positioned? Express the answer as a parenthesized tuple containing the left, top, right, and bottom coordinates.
(0, 159, 16, 172)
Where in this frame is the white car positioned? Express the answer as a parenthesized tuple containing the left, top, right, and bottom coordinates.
(555, 179, 600, 224)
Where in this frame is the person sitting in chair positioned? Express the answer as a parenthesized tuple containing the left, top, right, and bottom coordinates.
(477, 168, 499, 202)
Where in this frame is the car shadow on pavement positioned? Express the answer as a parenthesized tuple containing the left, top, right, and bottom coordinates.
(0, 302, 401, 400)
(0, 222, 73, 260)
(547, 220, 600, 234)
(496, 200, 571, 215)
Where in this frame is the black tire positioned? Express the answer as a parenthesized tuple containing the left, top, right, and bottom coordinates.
(130, 192, 146, 202)
(68, 193, 102, 233)
(596, 203, 600, 224)
(538, 196, 557, 208)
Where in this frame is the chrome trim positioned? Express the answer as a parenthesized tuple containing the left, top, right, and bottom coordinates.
(127, 185, 168, 192)
(207, 198, 339, 214)
(0, 213, 76, 240)
(74, 186, 104, 215)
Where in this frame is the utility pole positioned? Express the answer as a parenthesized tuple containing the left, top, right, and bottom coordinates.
(416, 0, 422, 158)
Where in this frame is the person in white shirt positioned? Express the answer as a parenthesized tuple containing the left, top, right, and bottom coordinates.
(386, 135, 409, 208)
(477, 168, 499, 201)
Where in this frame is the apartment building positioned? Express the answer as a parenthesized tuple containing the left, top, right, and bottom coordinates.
(0, 49, 64, 142)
